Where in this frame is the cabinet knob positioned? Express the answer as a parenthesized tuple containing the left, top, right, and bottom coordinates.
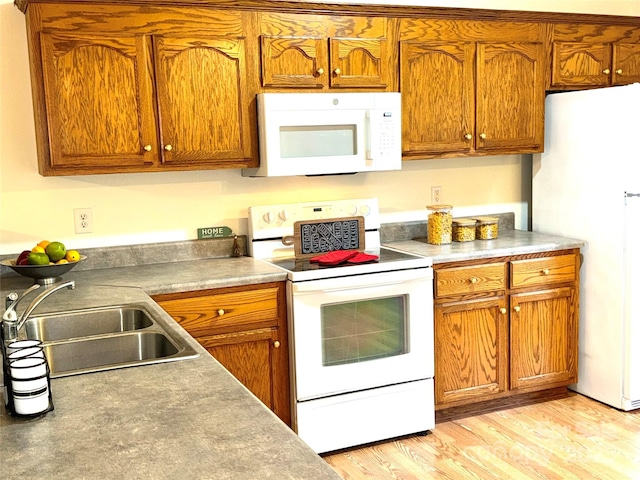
(500, 308, 507, 314)
(479, 133, 487, 140)
(542, 268, 550, 275)
(273, 341, 281, 349)
(464, 133, 473, 140)
(469, 277, 478, 284)
(603, 69, 611, 75)
(164, 144, 173, 152)
(616, 69, 623, 75)
(316, 67, 325, 76)
(217, 309, 225, 317)
(333, 68, 341, 76)
(143, 144, 152, 152)
(514, 305, 521, 313)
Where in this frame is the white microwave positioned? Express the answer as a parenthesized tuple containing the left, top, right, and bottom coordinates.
(242, 92, 402, 177)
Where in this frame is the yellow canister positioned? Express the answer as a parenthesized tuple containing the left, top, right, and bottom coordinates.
(473, 216, 499, 240)
(452, 217, 477, 242)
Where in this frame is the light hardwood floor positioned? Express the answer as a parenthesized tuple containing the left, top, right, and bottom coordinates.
(323, 393, 640, 479)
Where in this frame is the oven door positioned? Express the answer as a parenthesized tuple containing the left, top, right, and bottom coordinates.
(288, 268, 433, 401)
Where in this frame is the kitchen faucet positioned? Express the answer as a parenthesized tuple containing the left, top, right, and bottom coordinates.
(2, 280, 75, 343)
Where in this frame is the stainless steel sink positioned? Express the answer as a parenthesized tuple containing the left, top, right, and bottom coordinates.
(15, 305, 198, 378)
(24, 306, 154, 341)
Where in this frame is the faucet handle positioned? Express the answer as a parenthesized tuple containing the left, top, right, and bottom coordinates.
(5, 292, 18, 310)
(3, 284, 40, 322)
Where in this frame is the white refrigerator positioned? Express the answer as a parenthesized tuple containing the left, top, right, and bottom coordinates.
(532, 83, 640, 411)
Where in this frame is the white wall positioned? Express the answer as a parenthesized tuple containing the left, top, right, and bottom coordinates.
(0, 0, 636, 254)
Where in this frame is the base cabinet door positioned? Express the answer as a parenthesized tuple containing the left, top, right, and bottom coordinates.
(154, 282, 290, 426)
(509, 287, 578, 391)
(435, 297, 508, 405)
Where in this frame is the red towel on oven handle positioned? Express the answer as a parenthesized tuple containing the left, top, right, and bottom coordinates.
(346, 252, 379, 264)
(309, 250, 359, 266)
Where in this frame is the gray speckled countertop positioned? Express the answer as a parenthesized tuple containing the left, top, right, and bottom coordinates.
(0, 260, 338, 480)
(384, 229, 584, 264)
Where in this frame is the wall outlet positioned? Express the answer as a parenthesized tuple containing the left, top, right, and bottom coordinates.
(74, 208, 93, 234)
(431, 186, 443, 204)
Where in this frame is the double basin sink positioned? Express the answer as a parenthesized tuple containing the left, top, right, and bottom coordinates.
(20, 305, 198, 378)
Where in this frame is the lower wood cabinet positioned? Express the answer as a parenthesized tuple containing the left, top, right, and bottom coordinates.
(153, 282, 291, 426)
(434, 250, 579, 409)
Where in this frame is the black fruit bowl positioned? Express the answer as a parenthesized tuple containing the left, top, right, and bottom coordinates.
(1, 255, 86, 285)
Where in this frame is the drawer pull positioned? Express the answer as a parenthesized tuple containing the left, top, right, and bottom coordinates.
(513, 305, 521, 313)
(273, 341, 281, 349)
(542, 269, 550, 275)
(316, 67, 325, 76)
(500, 308, 507, 314)
(616, 69, 623, 75)
(469, 277, 478, 284)
(603, 68, 611, 75)
(217, 309, 225, 317)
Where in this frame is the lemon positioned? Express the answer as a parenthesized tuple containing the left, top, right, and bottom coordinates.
(45, 241, 66, 262)
(66, 250, 80, 262)
(27, 252, 49, 265)
(32, 245, 45, 253)
(56, 259, 69, 264)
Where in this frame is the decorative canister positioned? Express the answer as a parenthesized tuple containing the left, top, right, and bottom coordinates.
(427, 205, 453, 245)
(452, 217, 477, 242)
(474, 216, 499, 240)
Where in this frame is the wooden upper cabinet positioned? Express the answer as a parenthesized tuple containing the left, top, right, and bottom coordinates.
(476, 42, 544, 152)
(551, 24, 640, 89)
(40, 33, 157, 171)
(399, 42, 474, 155)
(259, 14, 390, 90)
(154, 37, 252, 165)
(27, 4, 258, 176)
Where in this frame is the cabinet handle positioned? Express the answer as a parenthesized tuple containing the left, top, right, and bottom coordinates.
(542, 268, 550, 275)
(164, 144, 173, 152)
(500, 308, 507, 314)
(143, 144, 152, 152)
(469, 277, 478, 284)
(273, 341, 281, 349)
(479, 133, 487, 139)
(514, 305, 521, 313)
(316, 67, 325, 76)
(464, 133, 472, 140)
(616, 69, 623, 75)
(217, 309, 225, 317)
(603, 69, 611, 74)
(333, 68, 341, 76)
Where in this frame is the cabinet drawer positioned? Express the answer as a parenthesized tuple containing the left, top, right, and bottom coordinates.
(510, 254, 576, 289)
(155, 285, 282, 337)
(435, 263, 506, 298)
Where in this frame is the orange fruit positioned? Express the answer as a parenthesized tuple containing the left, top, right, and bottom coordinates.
(38, 240, 51, 249)
(65, 250, 80, 262)
(27, 252, 49, 265)
(45, 241, 66, 262)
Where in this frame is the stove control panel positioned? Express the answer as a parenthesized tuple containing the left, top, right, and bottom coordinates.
(248, 198, 380, 240)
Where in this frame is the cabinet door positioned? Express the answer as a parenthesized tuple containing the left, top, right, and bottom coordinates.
(612, 43, 640, 85)
(435, 297, 508, 406)
(476, 42, 544, 152)
(399, 42, 474, 156)
(551, 42, 611, 87)
(40, 33, 157, 170)
(198, 327, 291, 426)
(329, 38, 388, 88)
(260, 36, 327, 88)
(154, 36, 253, 166)
(510, 287, 578, 391)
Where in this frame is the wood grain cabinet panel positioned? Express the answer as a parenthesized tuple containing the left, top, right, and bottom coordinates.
(154, 282, 290, 426)
(399, 25, 544, 158)
(434, 250, 580, 409)
(551, 25, 640, 89)
(40, 33, 158, 170)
